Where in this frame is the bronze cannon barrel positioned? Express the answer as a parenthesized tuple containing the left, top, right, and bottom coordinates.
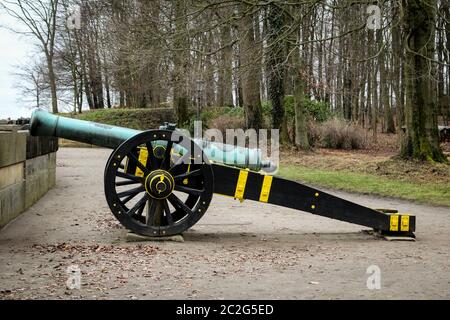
(30, 108, 276, 171)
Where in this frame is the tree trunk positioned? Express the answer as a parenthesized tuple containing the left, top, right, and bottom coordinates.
(253, 11, 264, 102)
(436, 2, 445, 124)
(173, 0, 190, 125)
(336, 37, 343, 115)
(36, 86, 40, 109)
(204, 31, 215, 107)
(46, 53, 58, 113)
(342, 64, 352, 120)
(445, 3, 450, 125)
(266, 4, 288, 142)
(379, 30, 395, 133)
(239, 5, 263, 130)
(370, 30, 378, 141)
(217, 23, 234, 107)
(77, 76, 83, 113)
(366, 56, 372, 129)
(392, 11, 404, 131)
(93, 48, 104, 109)
(103, 54, 112, 109)
(400, 0, 446, 162)
(293, 30, 309, 150)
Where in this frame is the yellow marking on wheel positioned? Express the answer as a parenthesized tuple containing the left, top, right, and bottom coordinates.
(135, 147, 149, 177)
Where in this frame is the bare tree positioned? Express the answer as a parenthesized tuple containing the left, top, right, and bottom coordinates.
(13, 58, 50, 108)
(1, 0, 60, 113)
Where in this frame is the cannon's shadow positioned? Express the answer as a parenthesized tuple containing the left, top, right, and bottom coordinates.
(180, 230, 379, 244)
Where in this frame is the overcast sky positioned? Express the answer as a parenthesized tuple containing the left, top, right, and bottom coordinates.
(0, 11, 37, 119)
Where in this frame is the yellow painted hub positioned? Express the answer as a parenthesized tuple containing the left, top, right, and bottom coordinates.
(144, 170, 175, 199)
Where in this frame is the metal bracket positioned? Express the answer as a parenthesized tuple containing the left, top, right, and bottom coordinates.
(159, 122, 177, 131)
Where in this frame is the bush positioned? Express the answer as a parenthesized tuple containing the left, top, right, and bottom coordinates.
(207, 114, 245, 135)
(307, 120, 321, 147)
(261, 100, 272, 117)
(317, 118, 367, 150)
(226, 106, 245, 118)
(199, 106, 244, 126)
(283, 95, 295, 119)
(184, 106, 243, 134)
(304, 99, 332, 123)
(283, 95, 332, 123)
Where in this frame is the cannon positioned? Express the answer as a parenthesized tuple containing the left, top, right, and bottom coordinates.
(30, 109, 415, 238)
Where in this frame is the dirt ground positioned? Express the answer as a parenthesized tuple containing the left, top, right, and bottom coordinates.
(0, 148, 449, 300)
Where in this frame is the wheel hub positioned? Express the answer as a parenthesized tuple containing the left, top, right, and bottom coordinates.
(152, 145, 166, 159)
(144, 169, 174, 199)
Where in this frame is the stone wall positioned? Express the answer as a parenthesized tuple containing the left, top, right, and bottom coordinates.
(0, 126, 58, 228)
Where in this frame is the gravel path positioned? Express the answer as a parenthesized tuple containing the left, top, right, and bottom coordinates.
(0, 148, 449, 299)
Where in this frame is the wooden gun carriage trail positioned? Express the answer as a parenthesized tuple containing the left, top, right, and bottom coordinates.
(29, 108, 415, 239)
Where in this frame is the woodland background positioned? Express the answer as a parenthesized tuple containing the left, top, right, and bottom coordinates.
(1, 0, 449, 163)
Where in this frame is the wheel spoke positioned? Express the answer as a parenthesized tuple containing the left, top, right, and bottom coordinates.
(146, 142, 158, 170)
(146, 199, 157, 226)
(168, 194, 193, 216)
(136, 200, 146, 217)
(162, 199, 173, 225)
(116, 171, 144, 183)
(117, 185, 145, 198)
(123, 192, 139, 205)
(127, 195, 148, 216)
(116, 180, 140, 187)
(127, 151, 149, 176)
(173, 169, 202, 182)
(160, 140, 173, 169)
(174, 185, 204, 196)
(169, 152, 192, 173)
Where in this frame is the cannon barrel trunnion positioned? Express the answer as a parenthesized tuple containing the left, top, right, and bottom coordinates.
(30, 109, 416, 238)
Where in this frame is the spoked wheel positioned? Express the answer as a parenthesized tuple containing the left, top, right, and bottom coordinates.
(104, 130, 214, 237)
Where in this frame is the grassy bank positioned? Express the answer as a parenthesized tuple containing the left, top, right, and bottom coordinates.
(277, 164, 450, 207)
